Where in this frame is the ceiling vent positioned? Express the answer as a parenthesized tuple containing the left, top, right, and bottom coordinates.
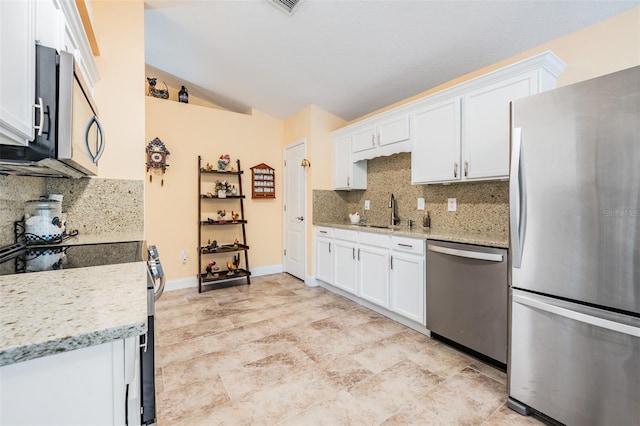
(269, 0, 304, 16)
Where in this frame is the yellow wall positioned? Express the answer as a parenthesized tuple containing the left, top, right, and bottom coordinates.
(145, 98, 283, 281)
(90, 0, 145, 180)
(356, 7, 640, 123)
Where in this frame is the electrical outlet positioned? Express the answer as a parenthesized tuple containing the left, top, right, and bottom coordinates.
(364, 200, 370, 210)
(448, 198, 457, 212)
(181, 250, 188, 263)
(417, 197, 425, 210)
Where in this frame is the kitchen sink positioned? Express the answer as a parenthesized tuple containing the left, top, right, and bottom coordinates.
(354, 224, 392, 229)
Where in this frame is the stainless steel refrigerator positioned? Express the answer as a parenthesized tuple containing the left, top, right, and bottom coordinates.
(507, 66, 639, 425)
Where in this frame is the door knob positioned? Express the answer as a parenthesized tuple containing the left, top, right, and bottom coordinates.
(296, 216, 304, 221)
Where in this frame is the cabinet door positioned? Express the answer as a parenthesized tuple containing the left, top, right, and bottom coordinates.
(0, 0, 35, 146)
(462, 72, 537, 180)
(390, 252, 426, 325)
(333, 240, 358, 295)
(358, 245, 390, 308)
(0, 339, 128, 425)
(333, 134, 352, 189)
(411, 97, 461, 184)
(377, 113, 410, 147)
(332, 133, 366, 190)
(352, 124, 376, 153)
(316, 237, 333, 284)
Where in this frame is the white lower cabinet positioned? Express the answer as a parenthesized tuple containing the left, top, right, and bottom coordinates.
(390, 237, 426, 325)
(314, 226, 426, 325)
(333, 229, 358, 295)
(315, 227, 334, 284)
(358, 245, 390, 308)
(0, 337, 138, 425)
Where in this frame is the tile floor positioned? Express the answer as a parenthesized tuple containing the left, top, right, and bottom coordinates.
(155, 273, 546, 425)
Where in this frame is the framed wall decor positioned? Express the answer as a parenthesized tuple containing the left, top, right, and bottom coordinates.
(250, 163, 275, 199)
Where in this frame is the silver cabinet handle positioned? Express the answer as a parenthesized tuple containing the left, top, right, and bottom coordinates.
(464, 161, 468, 177)
(428, 244, 503, 262)
(377, 133, 380, 145)
(453, 162, 458, 178)
(33, 97, 44, 136)
(513, 293, 640, 337)
(390, 255, 393, 270)
(329, 243, 331, 253)
(347, 177, 350, 187)
(397, 243, 413, 248)
(352, 247, 355, 260)
(319, 230, 327, 234)
(357, 248, 360, 261)
(371, 134, 375, 146)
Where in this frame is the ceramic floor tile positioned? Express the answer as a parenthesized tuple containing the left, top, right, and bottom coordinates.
(349, 359, 445, 423)
(384, 367, 506, 425)
(154, 274, 521, 426)
(278, 390, 380, 426)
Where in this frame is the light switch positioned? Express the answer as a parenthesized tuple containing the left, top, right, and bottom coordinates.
(417, 198, 425, 210)
(448, 198, 457, 212)
(364, 200, 370, 210)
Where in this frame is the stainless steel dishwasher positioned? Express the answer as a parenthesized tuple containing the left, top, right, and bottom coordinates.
(426, 240, 508, 365)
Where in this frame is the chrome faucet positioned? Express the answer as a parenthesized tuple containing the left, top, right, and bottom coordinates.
(389, 193, 399, 226)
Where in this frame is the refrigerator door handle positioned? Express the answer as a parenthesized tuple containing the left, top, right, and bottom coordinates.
(513, 293, 640, 337)
(428, 244, 503, 262)
(510, 125, 527, 268)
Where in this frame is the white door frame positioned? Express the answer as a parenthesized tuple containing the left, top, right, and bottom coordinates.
(282, 138, 308, 282)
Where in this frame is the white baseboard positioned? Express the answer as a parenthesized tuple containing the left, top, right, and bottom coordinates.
(164, 264, 284, 292)
(164, 276, 198, 292)
(304, 275, 320, 287)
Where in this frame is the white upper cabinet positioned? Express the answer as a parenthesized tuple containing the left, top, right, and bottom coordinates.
(411, 97, 461, 184)
(351, 111, 411, 162)
(0, 0, 99, 147)
(412, 51, 565, 184)
(332, 132, 367, 190)
(0, 0, 36, 146)
(462, 71, 539, 180)
(36, 0, 100, 93)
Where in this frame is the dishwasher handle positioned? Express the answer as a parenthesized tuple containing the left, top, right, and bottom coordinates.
(428, 244, 503, 262)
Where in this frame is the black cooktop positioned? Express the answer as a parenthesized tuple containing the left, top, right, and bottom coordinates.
(0, 241, 144, 275)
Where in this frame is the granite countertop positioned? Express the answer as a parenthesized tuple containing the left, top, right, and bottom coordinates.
(0, 262, 148, 367)
(315, 221, 509, 248)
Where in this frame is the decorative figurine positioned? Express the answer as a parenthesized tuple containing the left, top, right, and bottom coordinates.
(147, 78, 169, 99)
(218, 154, 230, 171)
(215, 180, 229, 198)
(231, 211, 240, 222)
(226, 260, 235, 275)
(231, 185, 237, 195)
(145, 137, 170, 186)
(217, 209, 227, 222)
(205, 261, 216, 277)
(205, 162, 213, 171)
(233, 238, 239, 248)
(178, 85, 189, 103)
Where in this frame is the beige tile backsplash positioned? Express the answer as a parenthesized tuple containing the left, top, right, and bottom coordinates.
(0, 176, 143, 246)
(313, 153, 508, 237)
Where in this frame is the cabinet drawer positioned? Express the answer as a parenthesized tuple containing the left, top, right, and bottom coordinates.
(316, 226, 333, 238)
(391, 236, 425, 255)
(333, 228, 358, 242)
(358, 231, 390, 248)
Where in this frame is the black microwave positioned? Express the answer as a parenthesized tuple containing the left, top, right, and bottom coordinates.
(0, 44, 105, 178)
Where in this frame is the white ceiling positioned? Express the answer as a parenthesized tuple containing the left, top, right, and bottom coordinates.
(144, 0, 637, 121)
